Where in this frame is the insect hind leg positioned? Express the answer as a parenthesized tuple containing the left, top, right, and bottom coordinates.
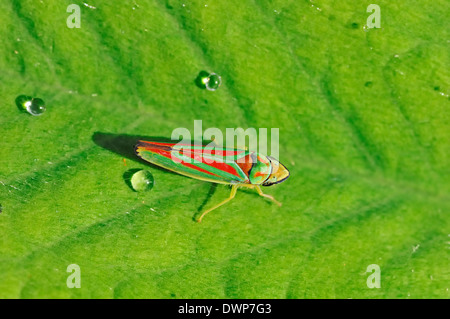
(255, 185, 282, 207)
(197, 185, 238, 223)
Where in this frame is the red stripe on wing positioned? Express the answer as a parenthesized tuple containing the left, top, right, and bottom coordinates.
(174, 147, 245, 179)
(136, 141, 221, 178)
(137, 140, 245, 179)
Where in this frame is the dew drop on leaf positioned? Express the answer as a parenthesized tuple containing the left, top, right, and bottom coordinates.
(130, 169, 154, 192)
(16, 95, 46, 116)
(15, 95, 33, 111)
(205, 73, 222, 91)
(27, 98, 46, 116)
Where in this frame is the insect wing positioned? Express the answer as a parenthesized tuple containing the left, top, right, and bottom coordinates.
(135, 141, 249, 184)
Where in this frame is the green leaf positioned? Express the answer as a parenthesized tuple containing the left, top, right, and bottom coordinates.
(0, 0, 449, 298)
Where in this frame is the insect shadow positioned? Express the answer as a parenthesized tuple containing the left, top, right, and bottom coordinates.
(93, 132, 213, 167)
(92, 132, 218, 215)
(192, 183, 218, 222)
(92, 132, 172, 167)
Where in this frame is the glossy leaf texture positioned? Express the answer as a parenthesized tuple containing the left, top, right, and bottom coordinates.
(0, 0, 449, 298)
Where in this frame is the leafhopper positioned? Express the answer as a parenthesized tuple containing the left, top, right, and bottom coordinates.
(135, 140, 289, 222)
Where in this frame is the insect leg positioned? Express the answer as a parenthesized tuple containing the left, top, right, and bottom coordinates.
(197, 185, 238, 223)
(255, 185, 282, 207)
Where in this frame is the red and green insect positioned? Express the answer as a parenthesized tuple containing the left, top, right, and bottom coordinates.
(135, 140, 290, 222)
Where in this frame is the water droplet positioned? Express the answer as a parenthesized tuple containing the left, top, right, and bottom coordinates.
(130, 169, 154, 192)
(205, 73, 222, 91)
(83, 2, 96, 9)
(16, 95, 46, 116)
(26, 98, 46, 116)
(195, 71, 222, 91)
(16, 95, 33, 111)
